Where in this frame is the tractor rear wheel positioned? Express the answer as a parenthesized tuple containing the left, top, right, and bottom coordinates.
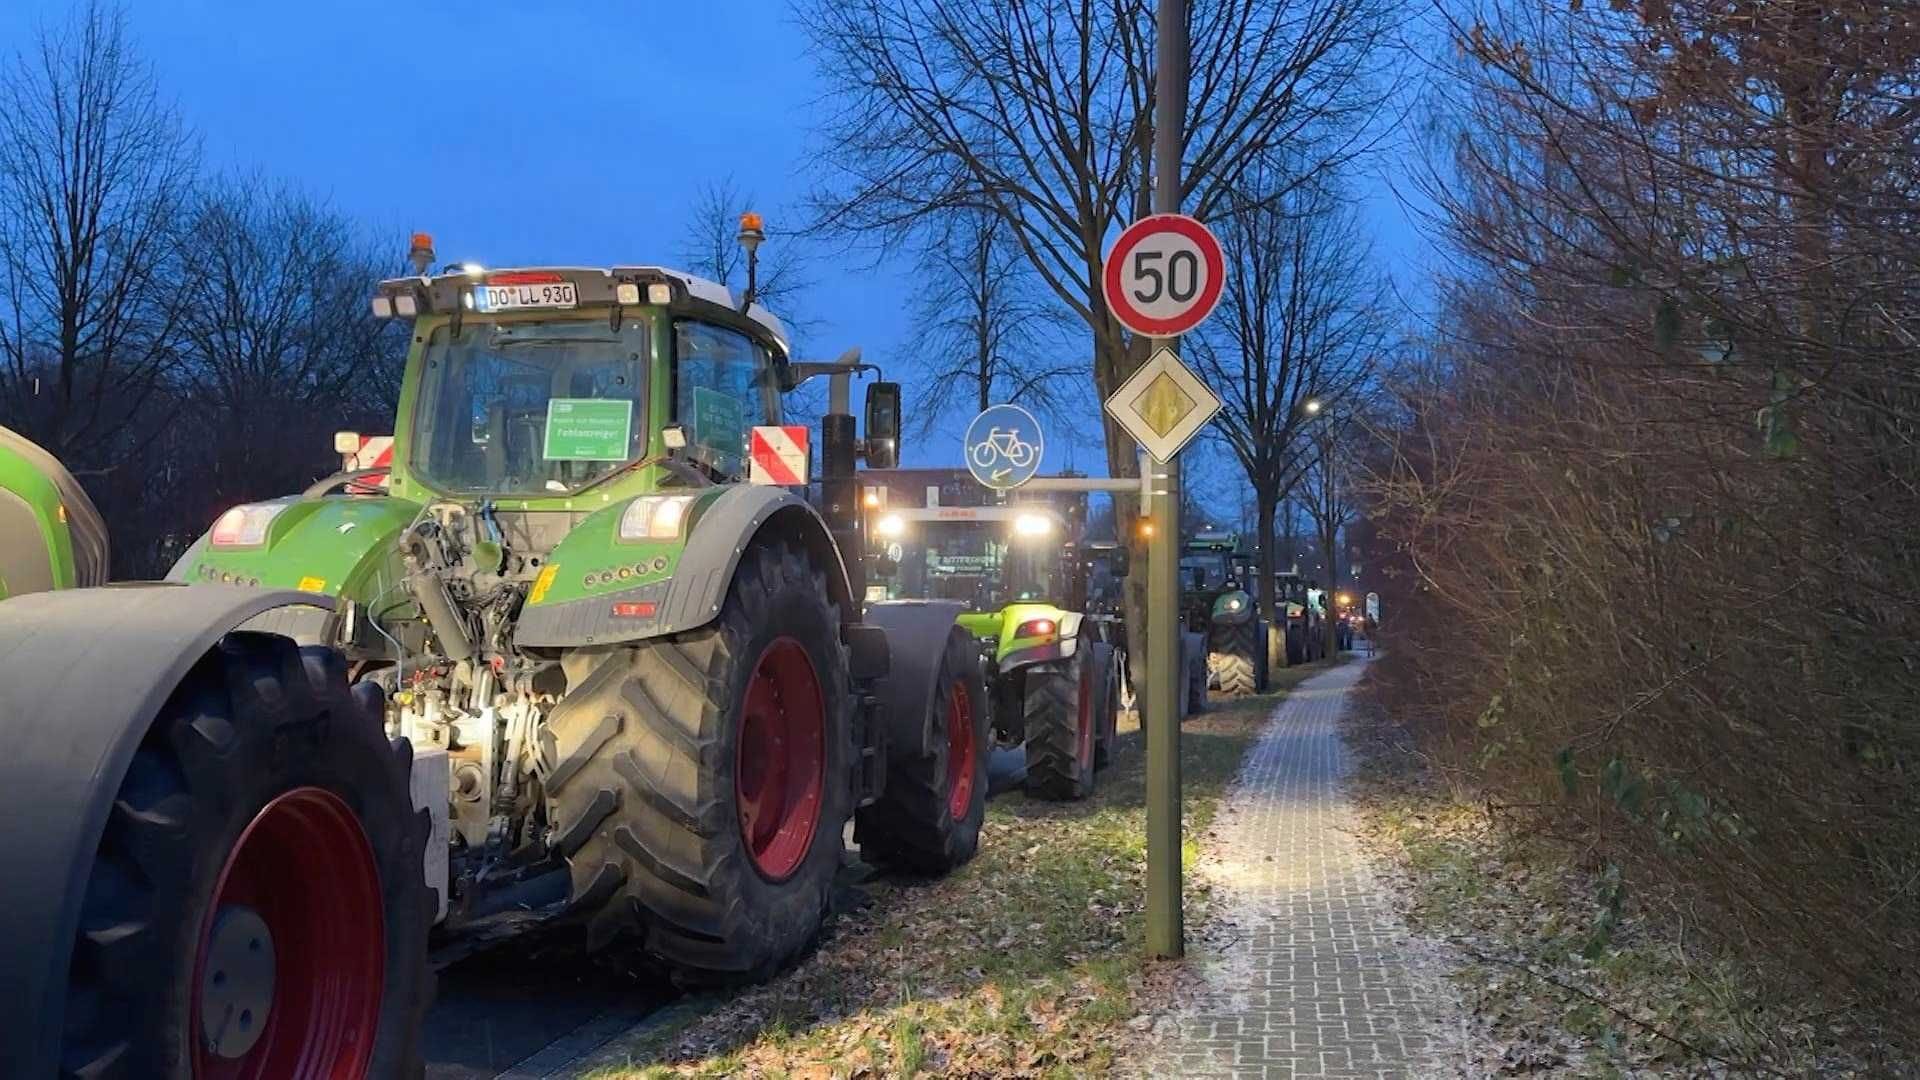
(1209, 620, 1259, 697)
(1023, 649, 1095, 800)
(855, 628, 989, 874)
(58, 633, 432, 1079)
(545, 540, 853, 985)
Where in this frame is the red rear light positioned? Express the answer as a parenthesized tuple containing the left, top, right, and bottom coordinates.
(611, 601, 657, 619)
(485, 271, 564, 286)
(1015, 618, 1057, 638)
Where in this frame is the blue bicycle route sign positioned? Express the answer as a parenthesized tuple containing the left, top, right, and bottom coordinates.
(964, 404, 1045, 490)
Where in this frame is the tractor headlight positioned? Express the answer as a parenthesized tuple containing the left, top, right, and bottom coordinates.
(874, 513, 906, 538)
(1013, 512, 1053, 538)
(1225, 596, 1244, 612)
(210, 503, 288, 548)
(618, 495, 696, 542)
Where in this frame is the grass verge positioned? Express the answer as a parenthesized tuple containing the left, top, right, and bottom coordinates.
(1343, 679, 1897, 1078)
(579, 658, 1346, 1079)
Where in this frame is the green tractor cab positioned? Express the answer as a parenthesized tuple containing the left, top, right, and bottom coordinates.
(0, 425, 109, 599)
(1179, 529, 1268, 696)
(867, 499, 1124, 800)
(0, 234, 993, 1075)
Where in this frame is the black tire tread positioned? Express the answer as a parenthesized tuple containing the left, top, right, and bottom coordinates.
(1210, 620, 1259, 697)
(544, 541, 852, 984)
(1023, 651, 1092, 801)
(856, 630, 989, 873)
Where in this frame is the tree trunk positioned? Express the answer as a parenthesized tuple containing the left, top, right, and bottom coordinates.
(1319, 522, 1340, 657)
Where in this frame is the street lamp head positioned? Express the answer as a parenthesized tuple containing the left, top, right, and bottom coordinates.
(1302, 397, 1324, 416)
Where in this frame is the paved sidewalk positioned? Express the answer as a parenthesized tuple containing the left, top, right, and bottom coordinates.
(1139, 655, 1465, 1079)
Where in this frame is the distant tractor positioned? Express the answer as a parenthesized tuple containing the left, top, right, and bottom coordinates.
(0, 231, 988, 1075)
(1179, 529, 1268, 696)
(864, 483, 1123, 800)
(0, 425, 109, 599)
(1273, 569, 1329, 666)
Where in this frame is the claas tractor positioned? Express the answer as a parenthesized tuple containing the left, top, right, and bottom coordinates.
(0, 424, 109, 599)
(0, 237, 987, 1076)
(865, 496, 1123, 800)
(1273, 570, 1328, 665)
(1179, 529, 1268, 697)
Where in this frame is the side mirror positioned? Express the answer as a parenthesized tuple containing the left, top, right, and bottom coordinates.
(864, 381, 901, 469)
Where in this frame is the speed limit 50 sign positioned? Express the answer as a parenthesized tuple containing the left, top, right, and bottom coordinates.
(1103, 213, 1226, 337)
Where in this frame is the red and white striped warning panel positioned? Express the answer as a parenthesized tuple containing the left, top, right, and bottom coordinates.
(749, 425, 810, 486)
(339, 434, 394, 489)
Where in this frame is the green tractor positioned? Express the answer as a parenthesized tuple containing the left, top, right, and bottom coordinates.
(0, 425, 109, 599)
(0, 241, 988, 1075)
(866, 498, 1123, 800)
(1179, 529, 1268, 697)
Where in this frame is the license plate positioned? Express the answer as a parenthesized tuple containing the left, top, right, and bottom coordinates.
(474, 281, 577, 311)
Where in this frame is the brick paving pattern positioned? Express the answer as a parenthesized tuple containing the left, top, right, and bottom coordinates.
(1140, 655, 1464, 1079)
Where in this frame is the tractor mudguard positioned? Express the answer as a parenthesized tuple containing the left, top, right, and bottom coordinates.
(864, 600, 971, 758)
(0, 424, 109, 592)
(170, 494, 421, 601)
(0, 584, 334, 1077)
(996, 605, 1086, 671)
(514, 484, 855, 648)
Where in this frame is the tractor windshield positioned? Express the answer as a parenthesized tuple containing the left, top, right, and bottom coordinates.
(1180, 550, 1235, 590)
(881, 521, 1062, 608)
(410, 318, 651, 495)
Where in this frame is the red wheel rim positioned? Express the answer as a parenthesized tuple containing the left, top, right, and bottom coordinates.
(191, 787, 384, 1080)
(736, 637, 828, 881)
(944, 679, 977, 821)
(1077, 658, 1096, 771)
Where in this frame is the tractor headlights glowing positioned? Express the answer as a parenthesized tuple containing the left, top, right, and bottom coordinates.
(393, 293, 419, 317)
(210, 503, 288, 547)
(614, 283, 642, 305)
(1015, 618, 1057, 638)
(370, 296, 394, 318)
(874, 513, 906, 538)
(1224, 596, 1244, 612)
(618, 495, 696, 541)
(1013, 512, 1053, 538)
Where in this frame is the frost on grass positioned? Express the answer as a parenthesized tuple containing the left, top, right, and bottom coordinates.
(580, 681, 1302, 1079)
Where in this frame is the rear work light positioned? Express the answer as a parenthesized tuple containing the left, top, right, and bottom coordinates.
(371, 296, 394, 318)
(1015, 618, 1057, 639)
(211, 503, 288, 547)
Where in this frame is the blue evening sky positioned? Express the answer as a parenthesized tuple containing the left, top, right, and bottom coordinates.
(0, 0, 1436, 482)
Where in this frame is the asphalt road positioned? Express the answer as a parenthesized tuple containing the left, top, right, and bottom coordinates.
(423, 746, 1030, 1078)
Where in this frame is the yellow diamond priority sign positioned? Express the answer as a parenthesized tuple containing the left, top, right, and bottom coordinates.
(1105, 346, 1222, 463)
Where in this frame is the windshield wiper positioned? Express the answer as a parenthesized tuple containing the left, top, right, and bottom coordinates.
(493, 336, 620, 347)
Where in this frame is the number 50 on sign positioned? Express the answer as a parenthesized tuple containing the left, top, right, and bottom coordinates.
(1103, 214, 1226, 338)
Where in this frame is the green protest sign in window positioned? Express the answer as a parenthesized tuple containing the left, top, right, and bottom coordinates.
(544, 398, 633, 461)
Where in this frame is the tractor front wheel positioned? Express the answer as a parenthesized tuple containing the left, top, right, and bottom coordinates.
(855, 628, 990, 873)
(1023, 649, 1095, 800)
(1208, 619, 1260, 697)
(546, 540, 853, 985)
(59, 633, 432, 1079)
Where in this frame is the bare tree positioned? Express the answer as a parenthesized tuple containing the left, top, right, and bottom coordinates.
(1190, 169, 1385, 631)
(797, 0, 1399, 681)
(173, 178, 403, 507)
(900, 209, 1077, 437)
(1299, 408, 1365, 656)
(0, 0, 197, 470)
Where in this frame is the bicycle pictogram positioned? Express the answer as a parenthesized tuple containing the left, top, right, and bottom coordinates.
(968, 427, 1038, 471)
(963, 404, 1045, 490)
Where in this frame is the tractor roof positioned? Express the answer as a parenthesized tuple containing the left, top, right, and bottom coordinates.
(372, 265, 791, 355)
